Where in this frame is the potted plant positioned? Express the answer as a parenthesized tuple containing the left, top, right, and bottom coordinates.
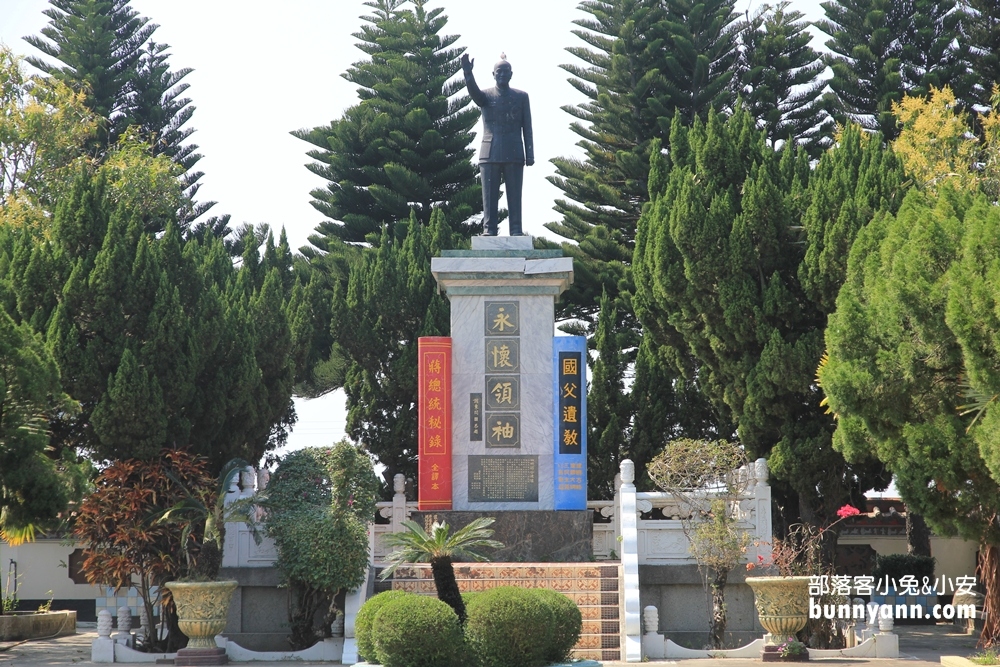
(746, 504, 863, 652)
(161, 458, 255, 662)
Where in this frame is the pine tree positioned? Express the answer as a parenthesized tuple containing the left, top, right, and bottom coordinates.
(3, 166, 298, 471)
(821, 187, 1000, 643)
(963, 0, 1000, 110)
(331, 211, 453, 489)
(818, 0, 968, 140)
(25, 0, 156, 139)
(0, 307, 78, 540)
(547, 0, 740, 283)
(296, 0, 479, 248)
(738, 2, 833, 156)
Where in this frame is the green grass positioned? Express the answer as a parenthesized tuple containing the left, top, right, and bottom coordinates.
(970, 649, 1000, 665)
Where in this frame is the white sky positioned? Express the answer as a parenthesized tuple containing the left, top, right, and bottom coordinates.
(2, 0, 827, 456)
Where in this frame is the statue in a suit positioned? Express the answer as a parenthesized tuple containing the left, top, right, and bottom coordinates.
(462, 53, 534, 236)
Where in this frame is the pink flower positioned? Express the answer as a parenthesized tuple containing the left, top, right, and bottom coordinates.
(837, 505, 861, 519)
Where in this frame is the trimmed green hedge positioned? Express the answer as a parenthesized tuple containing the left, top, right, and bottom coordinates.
(372, 594, 465, 667)
(466, 586, 554, 667)
(355, 590, 409, 662)
(534, 588, 583, 662)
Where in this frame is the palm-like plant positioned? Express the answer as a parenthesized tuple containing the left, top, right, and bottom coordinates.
(379, 517, 503, 624)
(159, 458, 257, 580)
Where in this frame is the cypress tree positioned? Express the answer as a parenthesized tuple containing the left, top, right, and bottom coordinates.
(587, 291, 631, 498)
(633, 107, 903, 528)
(296, 0, 479, 248)
(331, 210, 452, 489)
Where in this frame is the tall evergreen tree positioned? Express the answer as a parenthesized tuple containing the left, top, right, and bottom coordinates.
(25, 0, 215, 225)
(587, 291, 630, 498)
(816, 0, 908, 139)
(738, 3, 833, 157)
(1, 165, 298, 471)
(633, 109, 902, 529)
(963, 0, 1000, 110)
(817, 0, 968, 139)
(295, 0, 479, 249)
(331, 211, 453, 490)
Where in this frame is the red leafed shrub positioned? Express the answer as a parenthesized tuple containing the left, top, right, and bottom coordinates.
(73, 449, 214, 651)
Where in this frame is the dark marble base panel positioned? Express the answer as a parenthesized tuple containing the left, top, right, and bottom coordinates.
(411, 510, 593, 562)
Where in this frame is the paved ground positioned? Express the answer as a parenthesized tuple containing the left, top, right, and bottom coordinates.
(0, 622, 984, 666)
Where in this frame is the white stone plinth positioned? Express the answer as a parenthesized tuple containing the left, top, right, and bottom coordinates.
(431, 242, 574, 511)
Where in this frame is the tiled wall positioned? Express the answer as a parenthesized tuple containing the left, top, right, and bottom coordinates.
(94, 586, 159, 620)
(390, 563, 621, 661)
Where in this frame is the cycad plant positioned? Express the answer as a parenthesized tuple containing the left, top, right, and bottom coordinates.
(379, 517, 503, 624)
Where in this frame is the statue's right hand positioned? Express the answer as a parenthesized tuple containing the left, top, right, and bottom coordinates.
(461, 53, 473, 72)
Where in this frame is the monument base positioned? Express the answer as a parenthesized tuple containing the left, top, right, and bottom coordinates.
(411, 510, 592, 562)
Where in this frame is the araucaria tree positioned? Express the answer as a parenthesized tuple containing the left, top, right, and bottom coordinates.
(25, 0, 215, 224)
(295, 0, 480, 248)
(633, 107, 904, 532)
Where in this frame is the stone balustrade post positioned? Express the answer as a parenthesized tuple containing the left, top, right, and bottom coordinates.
(619, 459, 641, 662)
(92, 609, 115, 663)
(113, 606, 133, 647)
(641, 605, 665, 659)
(392, 474, 407, 532)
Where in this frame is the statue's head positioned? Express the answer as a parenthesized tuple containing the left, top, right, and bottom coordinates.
(493, 53, 512, 87)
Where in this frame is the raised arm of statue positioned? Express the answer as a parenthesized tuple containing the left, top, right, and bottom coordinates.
(461, 53, 487, 107)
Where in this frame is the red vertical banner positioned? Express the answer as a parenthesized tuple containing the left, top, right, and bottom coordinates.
(418, 337, 452, 510)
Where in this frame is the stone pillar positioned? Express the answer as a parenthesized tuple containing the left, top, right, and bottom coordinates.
(113, 606, 133, 647)
(92, 609, 115, 663)
(641, 606, 665, 659)
(430, 236, 573, 510)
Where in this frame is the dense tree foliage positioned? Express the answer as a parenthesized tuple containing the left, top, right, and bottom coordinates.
(0, 307, 80, 543)
(0, 163, 299, 471)
(296, 0, 480, 249)
(633, 109, 903, 528)
(261, 443, 378, 649)
(25, 0, 216, 226)
(73, 450, 215, 651)
(820, 93, 1000, 643)
(738, 3, 832, 157)
(331, 212, 453, 489)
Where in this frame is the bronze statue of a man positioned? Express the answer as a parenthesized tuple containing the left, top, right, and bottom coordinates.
(462, 52, 534, 236)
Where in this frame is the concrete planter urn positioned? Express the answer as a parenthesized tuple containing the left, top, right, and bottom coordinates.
(746, 576, 812, 643)
(166, 580, 237, 648)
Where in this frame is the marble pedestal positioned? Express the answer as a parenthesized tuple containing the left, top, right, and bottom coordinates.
(430, 236, 574, 511)
(411, 510, 593, 562)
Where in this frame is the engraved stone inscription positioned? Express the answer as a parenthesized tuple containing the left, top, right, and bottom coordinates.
(468, 455, 538, 502)
(470, 393, 483, 441)
(485, 338, 519, 373)
(485, 413, 520, 448)
(485, 301, 519, 336)
(486, 375, 520, 410)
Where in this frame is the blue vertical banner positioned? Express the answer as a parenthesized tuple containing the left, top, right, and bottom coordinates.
(553, 336, 587, 510)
